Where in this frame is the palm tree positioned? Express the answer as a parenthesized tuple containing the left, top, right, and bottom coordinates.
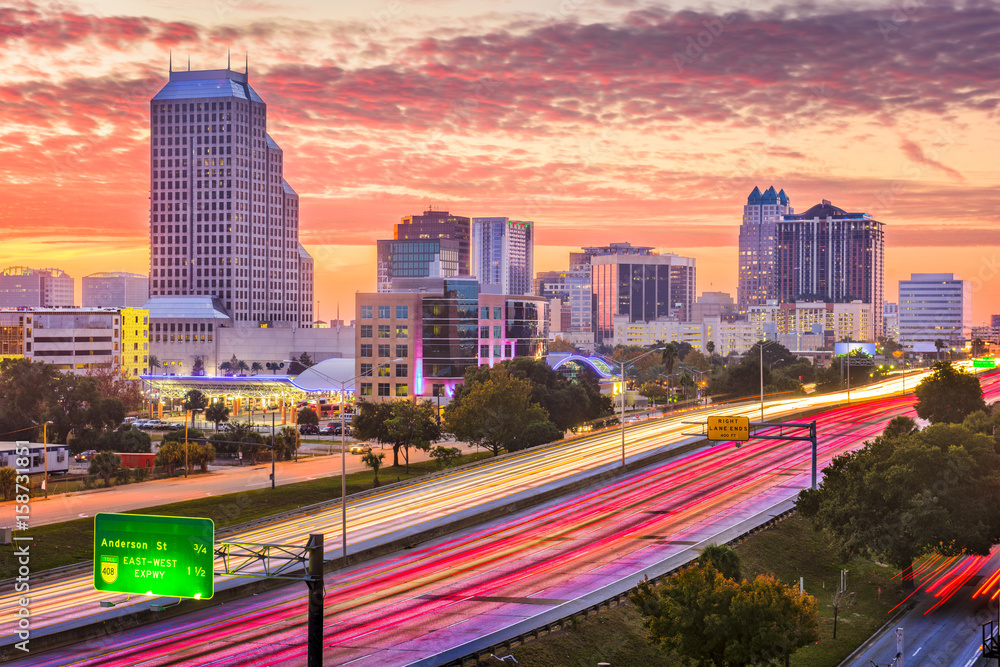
(148, 355, 161, 373)
(705, 340, 715, 357)
(250, 362, 263, 375)
(661, 343, 679, 380)
(236, 360, 250, 376)
(219, 361, 233, 376)
(934, 338, 946, 361)
(204, 401, 231, 432)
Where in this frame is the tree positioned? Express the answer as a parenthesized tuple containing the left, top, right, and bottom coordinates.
(191, 356, 206, 376)
(235, 360, 250, 376)
(352, 401, 392, 444)
(514, 420, 563, 450)
(204, 401, 231, 432)
(697, 543, 741, 581)
(265, 361, 285, 374)
(89, 451, 123, 487)
(935, 338, 946, 361)
(706, 340, 716, 356)
(361, 450, 385, 487)
(915, 361, 986, 424)
(660, 342, 679, 378)
(797, 423, 1000, 582)
(547, 337, 579, 353)
(163, 427, 205, 444)
(445, 368, 550, 457)
(99, 426, 152, 453)
(296, 406, 319, 427)
(147, 355, 161, 372)
(385, 400, 440, 471)
(430, 445, 462, 469)
(250, 361, 263, 374)
(630, 564, 818, 666)
(639, 382, 669, 405)
(274, 426, 299, 461)
(0, 467, 16, 501)
(183, 389, 209, 426)
(288, 352, 315, 375)
(187, 440, 216, 472)
(219, 361, 234, 376)
(154, 441, 185, 476)
(84, 363, 144, 412)
(883, 415, 918, 439)
(0, 358, 64, 442)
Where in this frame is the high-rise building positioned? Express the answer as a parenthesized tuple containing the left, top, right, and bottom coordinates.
(884, 301, 899, 342)
(691, 291, 738, 323)
(899, 273, 971, 353)
(376, 238, 460, 292)
(0, 267, 74, 307)
(83, 272, 149, 308)
(775, 199, 885, 337)
(149, 65, 313, 327)
(738, 186, 792, 316)
(471, 217, 533, 295)
(992, 314, 1000, 328)
(591, 249, 696, 345)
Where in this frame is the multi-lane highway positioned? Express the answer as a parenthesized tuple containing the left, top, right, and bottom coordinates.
(7, 367, 996, 665)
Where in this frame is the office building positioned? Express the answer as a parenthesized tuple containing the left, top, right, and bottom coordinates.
(899, 273, 971, 353)
(738, 186, 792, 316)
(775, 199, 885, 336)
(884, 301, 899, 342)
(534, 265, 592, 334)
(0, 267, 74, 308)
(0, 307, 148, 376)
(376, 238, 460, 292)
(993, 315, 1000, 328)
(149, 65, 313, 327)
(471, 217, 533, 295)
(691, 291, 738, 323)
(591, 249, 696, 345)
(356, 278, 547, 401)
(83, 272, 149, 308)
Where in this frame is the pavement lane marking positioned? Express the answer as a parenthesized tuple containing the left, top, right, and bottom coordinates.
(913, 647, 921, 655)
(963, 656, 977, 667)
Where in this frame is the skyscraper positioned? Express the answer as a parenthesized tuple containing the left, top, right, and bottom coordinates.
(899, 273, 971, 353)
(471, 217, 533, 295)
(737, 186, 792, 316)
(776, 200, 885, 336)
(149, 64, 313, 327)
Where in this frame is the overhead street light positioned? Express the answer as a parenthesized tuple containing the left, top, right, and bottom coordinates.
(594, 347, 663, 468)
(285, 357, 404, 565)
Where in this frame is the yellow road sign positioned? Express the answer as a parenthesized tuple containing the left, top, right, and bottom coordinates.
(707, 416, 750, 442)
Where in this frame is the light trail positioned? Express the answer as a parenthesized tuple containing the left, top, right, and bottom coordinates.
(17, 380, 1000, 666)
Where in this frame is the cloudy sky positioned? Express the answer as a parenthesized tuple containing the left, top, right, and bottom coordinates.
(0, 0, 997, 322)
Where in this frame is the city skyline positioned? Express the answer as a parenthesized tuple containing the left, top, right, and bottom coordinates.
(0, 1, 997, 323)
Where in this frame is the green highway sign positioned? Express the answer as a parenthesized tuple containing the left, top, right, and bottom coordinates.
(94, 513, 215, 600)
(973, 357, 996, 368)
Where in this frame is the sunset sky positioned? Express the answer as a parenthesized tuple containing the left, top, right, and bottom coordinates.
(0, 0, 997, 323)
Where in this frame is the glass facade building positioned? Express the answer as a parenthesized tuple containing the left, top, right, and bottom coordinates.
(376, 239, 460, 292)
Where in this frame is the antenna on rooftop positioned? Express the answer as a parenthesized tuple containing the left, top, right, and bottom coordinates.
(245, 53, 249, 76)
(187, 55, 190, 71)
(228, 49, 231, 70)
(169, 50, 172, 73)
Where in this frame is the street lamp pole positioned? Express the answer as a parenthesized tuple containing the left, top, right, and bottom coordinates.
(42, 420, 52, 498)
(596, 347, 662, 468)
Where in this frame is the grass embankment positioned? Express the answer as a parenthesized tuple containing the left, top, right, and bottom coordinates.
(1, 452, 491, 579)
(481, 514, 907, 667)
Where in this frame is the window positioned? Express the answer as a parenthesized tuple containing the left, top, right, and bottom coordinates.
(480, 306, 489, 320)
(494, 325, 501, 338)
(395, 325, 408, 339)
(395, 344, 408, 358)
(377, 382, 390, 397)
(360, 382, 372, 396)
(378, 305, 391, 319)
(378, 344, 390, 357)
(494, 306, 502, 319)
(360, 305, 373, 319)
(360, 324, 372, 338)
(396, 305, 408, 319)
(360, 363, 373, 377)
(395, 364, 407, 377)
(395, 384, 408, 397)
(480, 344, 489, 357)
(378, 324, 391, 338)
(494, 344, 501, 357)
(480, 325, 489, 338)
(360, 344, 373, 358)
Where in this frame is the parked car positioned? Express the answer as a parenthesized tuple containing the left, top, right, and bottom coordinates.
(74, 449, 97, 462)
(298, 424, 319, 435)
(349, 444, 372, 455)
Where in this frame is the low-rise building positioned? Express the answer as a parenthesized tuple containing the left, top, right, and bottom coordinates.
(82, 272, 149, 308)
(0, 307, 148, 376)
(0, 267, 74, 308)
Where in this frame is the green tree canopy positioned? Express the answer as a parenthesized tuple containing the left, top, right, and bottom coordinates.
(797, 423, 1000, 578)
(697, 543, 741, 581)
(352, 401, 392, 443)
(384, 399, 440, 470)
(445, 367, 550, 456)
(361, 450, 385, 487)
(182, 389, 208, 425)
(89, 451, 123, 487)
(630, 564, 818, 666)
(915, 362, 987, 424)
(296, 406, 319, 426)
(204, 401, 231, 431)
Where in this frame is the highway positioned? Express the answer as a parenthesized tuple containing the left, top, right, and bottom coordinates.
(1, 366, 993, 657)
(3, 368, 997, 664)
(13, 393, 921, 665)
(846, 547, 1000, 667)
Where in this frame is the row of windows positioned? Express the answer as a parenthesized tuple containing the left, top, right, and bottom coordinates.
(153, 334, 213, 343)
(154, 322, 215, 332)
(359, 344, 408, 358)
(359, 305, 409, 319)
(359, 363, 408, 378)
(358, 383, 408, 397)
(359, 325, 408, 339)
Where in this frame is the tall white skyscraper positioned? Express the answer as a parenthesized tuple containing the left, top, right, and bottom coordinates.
(471, 217, 533, 295)
(149, 64, 313, 327)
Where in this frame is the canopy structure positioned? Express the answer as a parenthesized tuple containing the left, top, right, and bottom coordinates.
(141, 374, 309, 401)
(546, 353, 618, 379)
